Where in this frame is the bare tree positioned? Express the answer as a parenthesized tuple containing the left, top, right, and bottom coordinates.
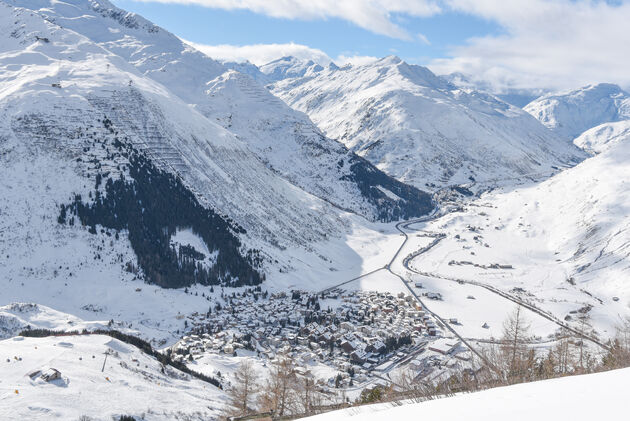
(602, 316, 630, 370)
(575, 314, 589, 372)
(226, 360, 259, 417)
(258, 356, 298, 416)
(501, 305, 531, 383)
(553, 332, 574, 375)
(297, 373, 318, 415)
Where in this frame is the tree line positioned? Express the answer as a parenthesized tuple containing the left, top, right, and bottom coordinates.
(19, 328, 222, 388)
(60, 135, 264, 289)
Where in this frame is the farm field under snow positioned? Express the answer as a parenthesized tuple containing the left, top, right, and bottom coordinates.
(303, 366, 630, 421)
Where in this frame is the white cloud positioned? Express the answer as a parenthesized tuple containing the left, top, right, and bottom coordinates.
(148, 0, 630, 91)
(185, 41, 332, 65)
(335, 54, 379, 66)
(430, 0, 630, 91)
(186, 40, 379, 67)
(133, 0, 441, 39)
(416, 33, 430, 45)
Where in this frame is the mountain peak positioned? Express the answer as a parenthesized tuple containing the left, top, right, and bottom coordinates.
(376, 55, 403, 65)
(259, 55, 326, 81)
(270, 52, 583, 190)
(525, 82, 630, 139)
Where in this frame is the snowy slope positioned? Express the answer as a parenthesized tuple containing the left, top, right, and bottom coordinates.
(0, 1, 431, 346)
(200, 69, 432, 221)
(408, 134, 630, 337)
(0, 1, 348, 259)
(0, 304, 111, 339)
(0, 334, 225, 420)
(574, 120, 630, 154)
(525, 83, 630, 140)
(10, 0, 431, 223)
(259, 55, 336, 82)
(304, 367, 630, 421)
(271, 56, 585, 190)
(441, 71, 546, 108)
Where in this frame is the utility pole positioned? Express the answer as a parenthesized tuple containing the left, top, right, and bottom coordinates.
(102, 350, 110, 372)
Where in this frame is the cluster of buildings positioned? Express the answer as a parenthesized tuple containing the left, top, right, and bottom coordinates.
(169, 289, 452, 383)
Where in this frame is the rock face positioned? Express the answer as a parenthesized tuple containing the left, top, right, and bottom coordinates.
(270, 56, 585, 190)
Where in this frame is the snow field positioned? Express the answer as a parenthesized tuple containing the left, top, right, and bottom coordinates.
(0, 334, 224, 420)
(303, 366, 630, 421)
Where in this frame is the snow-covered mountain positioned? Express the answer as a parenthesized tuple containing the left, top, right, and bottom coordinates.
(524, 83, 630, 140)
(441, 72, 546, 108)
(8, 0, 431, 224)
(0, 0, 329, 278)
(259, 55, 337, 82)
(270, 56, 585, 190)
(574, 120, 630, 154)
(0, 0, 436, 346)
(412, 133, 630, 336)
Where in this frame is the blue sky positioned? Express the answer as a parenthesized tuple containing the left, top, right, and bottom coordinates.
(112, 0, 501, 66)
(111, 1, 630, 91)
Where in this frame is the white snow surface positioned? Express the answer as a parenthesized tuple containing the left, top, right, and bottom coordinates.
(573, 119, 630, 154)
(0, 334, 225, 420)
(7, 0, 406, 224)
(525, 83, 630, 140)
(411, 135, 630, 337)
(0, 303, 110, 338)
(270, 55, 585, 190)
(304, 367, 630, 421)
(259, 56, 332, 82)
(0, 1, 410, 344)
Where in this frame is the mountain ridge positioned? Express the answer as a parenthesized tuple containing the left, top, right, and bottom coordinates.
(524, 83, 630, 140)
(269, 55, 585, 190)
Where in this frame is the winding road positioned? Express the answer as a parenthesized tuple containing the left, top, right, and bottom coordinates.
(319, 202, 609, 378)
(398, 224, 610, 351)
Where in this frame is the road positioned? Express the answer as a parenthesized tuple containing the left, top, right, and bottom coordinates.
(319, 200, 609, 382)
(319, 207, 502, 372)
(388, 217, 503, 373)
(400, 228, 610, 351)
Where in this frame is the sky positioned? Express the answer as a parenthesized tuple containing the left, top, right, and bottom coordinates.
(112, 0, 630, 92)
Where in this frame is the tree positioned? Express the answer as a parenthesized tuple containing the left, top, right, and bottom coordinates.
(553, 330, 574, 375)
(602, 316, 630, 370)
(258, 356, 297, 416)
(226, 360, 259, 417)
(575, 314, 591, 372)
(297, 374, 318, 415)
(501, 305, 531, 382)
(359, 386, 383, 404)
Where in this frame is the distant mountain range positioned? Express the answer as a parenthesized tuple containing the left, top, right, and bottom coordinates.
(265, 55, 584, 190)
